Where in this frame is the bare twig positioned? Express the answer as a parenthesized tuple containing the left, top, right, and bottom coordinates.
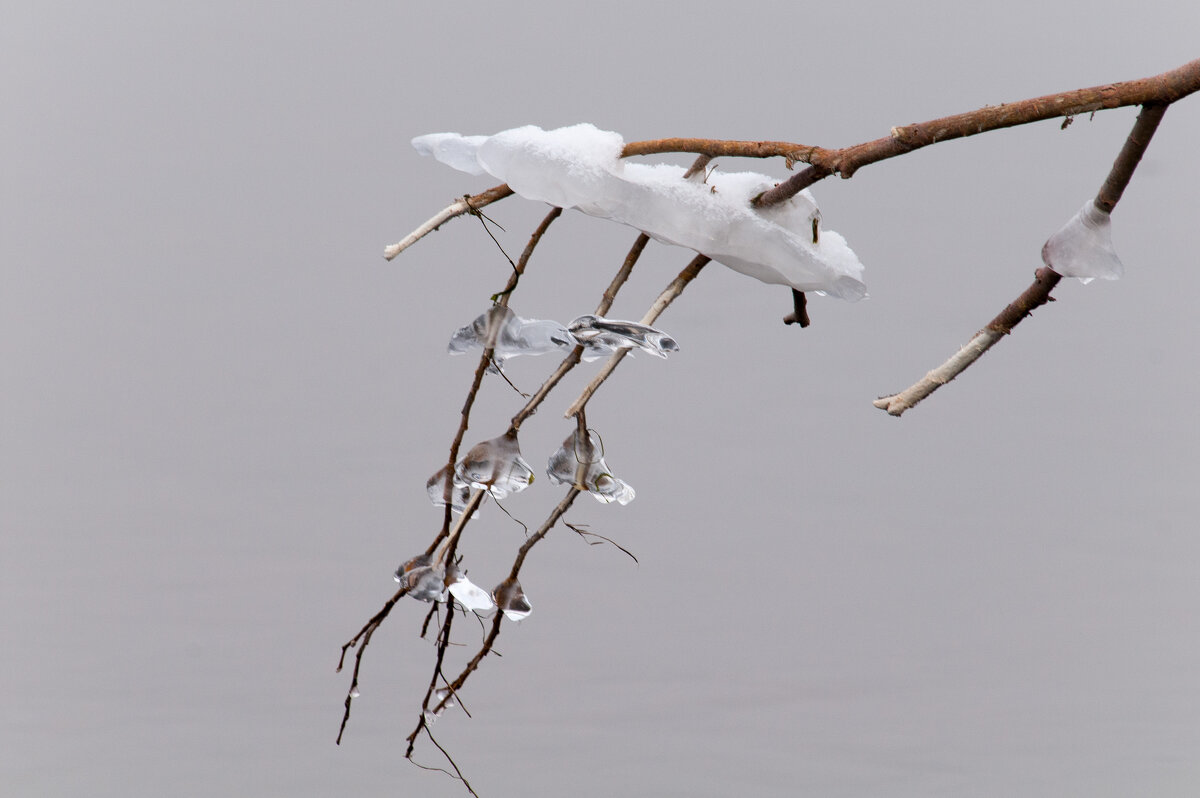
(384, 184, 514, 259)
(873, 102, 1170, 416)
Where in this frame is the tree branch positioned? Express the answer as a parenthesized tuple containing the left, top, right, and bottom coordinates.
(873, 101, 1170, 417)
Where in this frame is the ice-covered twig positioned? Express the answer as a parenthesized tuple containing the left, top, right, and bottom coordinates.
(564, 254, 710, 418)
(874, 102, 1169, 417)
(383, 184, 514, 260)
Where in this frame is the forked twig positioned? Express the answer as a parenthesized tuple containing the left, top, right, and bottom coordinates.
(873, 103, 1168, 416)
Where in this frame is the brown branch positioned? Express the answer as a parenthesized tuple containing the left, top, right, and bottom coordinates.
(874, 100, 1171, 417)
(335, 584, 408, 744)
(756, 58, 1199, 206)
(384, 184, 514, 259)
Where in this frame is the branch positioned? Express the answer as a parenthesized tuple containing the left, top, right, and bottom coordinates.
(755, 58, 1199, 206)
(383, 184, 513, 259)
(873, 102, 1169, 417)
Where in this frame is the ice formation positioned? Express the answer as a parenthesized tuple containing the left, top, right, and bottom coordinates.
(412, 124, 866, 300)
(455, 430, 535, 499)
(448, 304, 575, 365)
(492, 578, 532, 622)
(568, 315, 677, 362)
(424, 687, 457, 723)
(546, 429, 636, 505)
(1041, 200, 1125, 282)
(426, 464, 479, 517)
(394, 553, 447, 603)
(445, 562, 496, 613)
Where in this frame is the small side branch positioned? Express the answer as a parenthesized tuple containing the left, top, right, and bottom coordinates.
(872, 267, 1062, 416)
(874, 99, 1170, 417)
(383, 184, 513, 259)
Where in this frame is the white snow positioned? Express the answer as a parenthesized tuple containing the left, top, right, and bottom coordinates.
(1041, 200, 1124, 282)
(412, 124, 866, 300)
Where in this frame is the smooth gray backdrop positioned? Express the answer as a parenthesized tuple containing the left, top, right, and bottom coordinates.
(3, 2, 1198, 796)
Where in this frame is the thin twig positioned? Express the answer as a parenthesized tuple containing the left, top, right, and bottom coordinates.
(384, 184, 513, 259)
(873, 102, 1170, 417)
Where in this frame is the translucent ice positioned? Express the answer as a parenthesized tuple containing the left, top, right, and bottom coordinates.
(426, 465, 479, 517)
(413, 124, 866, 300)
(448, 304, 575, 365)
(423, 687, 457, 723)
(546, 429, 636, 505)
(455, 430, 535, 499)
(568, 315, 677, 361)
(394, 553, 447, 603)
(1041, 200, 1124, 282)
(445, 562, 496, 613)
(493, 578, 532, 622)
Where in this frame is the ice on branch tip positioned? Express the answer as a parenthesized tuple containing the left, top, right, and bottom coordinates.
(448, 304, 575, 368)
(493, 578, 533, 622)
(568, 315, 677, 362)
(456, 430, 535, 499)
(446, 562, 496, 613)
(394, 554, 447, 603)
(426, 465, 479, 517)
(546, 429, 636, 505)
(413, 124, 866, 300)
(1041, 200, 1125, 282)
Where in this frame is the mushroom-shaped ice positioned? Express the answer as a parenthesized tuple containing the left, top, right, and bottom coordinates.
(568, 315, 677, 362)
(546, 429, 636, 505)
(455, 430, 535, 500)
(1041, 200, 1125, 282)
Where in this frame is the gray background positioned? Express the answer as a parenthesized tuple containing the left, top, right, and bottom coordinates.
(3, 2, 1199, 796)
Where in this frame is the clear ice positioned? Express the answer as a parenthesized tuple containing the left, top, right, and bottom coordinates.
(423, 686, 457, 724)
(413, 124, 866, 300)
(394, 553, 447, 603)
(1041, 200, 1125, 282)
(546, 429, 636, 505)
(455, 430, 535, 499)
(448, 304, 575, 366)
(568, 315, 677, 362)
(493, 578, 532, 622)
(426, 464, 478, 517)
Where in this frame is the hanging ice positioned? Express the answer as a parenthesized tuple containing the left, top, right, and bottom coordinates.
(455, 430, 535, 499)
(394, 553, 447, 603)
(423, 687, 457, 724)
(493, 577, 532, 622)
(546, 429, 636, 505)
(568, 315, 677, 362)
(445, 562, 496, 613)
(448, 304, 575, 366)
(426, 465, 479, 517)
(412, 124, 866, 300)
(1041, 200, 1125, 282)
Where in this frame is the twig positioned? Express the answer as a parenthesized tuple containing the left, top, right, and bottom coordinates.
(384, 184, 514, 259)
(873, 102, 1169, 417)
(335, 585, 407, 744)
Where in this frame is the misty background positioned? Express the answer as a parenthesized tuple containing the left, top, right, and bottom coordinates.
(3, 2, 1198, 796)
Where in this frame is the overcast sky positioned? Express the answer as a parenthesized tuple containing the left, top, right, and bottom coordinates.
(3, 3, 1199, 796)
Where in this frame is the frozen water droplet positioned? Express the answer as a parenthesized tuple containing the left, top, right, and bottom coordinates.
(426, 465, 479, 517)
(568, 315, 678, 362)
(1041, 200, 1124, 281)
(546, 429, 636, 505)
(493, 577, 533, 622)
(394, 553, 447, 603)
(350, 686, 360, 699)
(445, 564, 496, 613)
(448, 305, 575, 366)
(456, 430, 536, 499)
